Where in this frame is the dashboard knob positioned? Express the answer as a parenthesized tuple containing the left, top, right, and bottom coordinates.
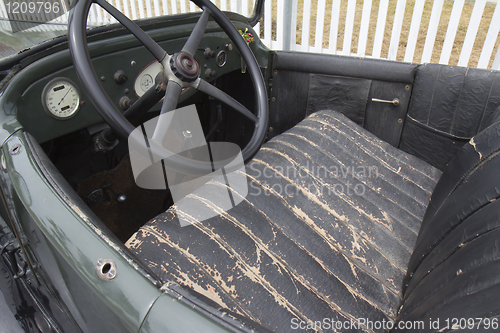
(119, 96, 133, 110)
(114, 70, 128, 84)
(204, 47, 216, 59)
(205, 68, 217, 79)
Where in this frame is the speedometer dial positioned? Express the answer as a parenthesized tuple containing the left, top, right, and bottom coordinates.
(42, 78, 80, 119)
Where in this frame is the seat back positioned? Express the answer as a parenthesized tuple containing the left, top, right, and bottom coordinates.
(397, 122, 500, 331)
(399, 63, 500, 170)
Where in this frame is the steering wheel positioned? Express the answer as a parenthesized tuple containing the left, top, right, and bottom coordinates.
(68, 0, 268, 171)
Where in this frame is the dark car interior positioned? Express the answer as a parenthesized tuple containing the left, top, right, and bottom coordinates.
(1, 0, 499, 331)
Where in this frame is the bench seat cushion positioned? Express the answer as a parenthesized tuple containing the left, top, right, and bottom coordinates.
(126, 110, 442, 332)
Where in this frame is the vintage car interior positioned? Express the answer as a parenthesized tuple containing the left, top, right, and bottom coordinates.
(0, 0, 499, 332)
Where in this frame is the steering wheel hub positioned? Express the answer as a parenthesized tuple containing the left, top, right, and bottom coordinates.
(170, 52, 200, 82)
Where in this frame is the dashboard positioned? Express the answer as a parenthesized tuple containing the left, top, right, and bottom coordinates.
(3, 22, 254, 144)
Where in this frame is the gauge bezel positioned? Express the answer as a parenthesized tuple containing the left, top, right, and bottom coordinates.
(216, 50, 227, 67)
(41, 77, 81, 120)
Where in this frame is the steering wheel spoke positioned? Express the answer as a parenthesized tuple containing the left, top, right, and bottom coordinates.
(195, 79, 258, 123)
(182, 7, 211, 56)
(95, 0, 167, 62)
(151, 81, 183, 142)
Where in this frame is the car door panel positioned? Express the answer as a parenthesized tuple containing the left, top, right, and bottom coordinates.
(269, 51, 418, 146)
(1, 131, 161, 333)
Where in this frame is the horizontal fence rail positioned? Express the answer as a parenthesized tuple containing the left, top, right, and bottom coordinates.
(0, 0, 499, 69)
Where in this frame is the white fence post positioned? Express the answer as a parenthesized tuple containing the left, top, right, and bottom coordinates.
(314, 0, 326, 53)
(301, 0, 312, 52)
(263, 0, 272, 47)
(372, 0, 389, 58)
(357, 0, 372, 57)
(282, 0, 297, 51)
(458, 0, 487, 67)
(180, 0, 187, 13)
(343, 0, 357, 55)
(478, 2, 500, 69)
(492, 41, 500, 70)
(404, 0, 425, 63)
(276, 0, 284, 50)
(439, 0, 465, 64)
(421, 0, 444, 63)
(327, 0, 341, 54)
(123, 0, 131, 18)
(387, 0, 406, 61)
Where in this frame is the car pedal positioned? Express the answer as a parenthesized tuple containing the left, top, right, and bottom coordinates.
(87, 188, 106, 205)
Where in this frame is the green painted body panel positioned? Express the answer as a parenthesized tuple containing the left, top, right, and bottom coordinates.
(139, 293, 231, 333)
(3, 131, 160, 331)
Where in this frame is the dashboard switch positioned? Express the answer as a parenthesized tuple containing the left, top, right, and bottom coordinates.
(114, 70, 128, 84)
(205, 68, 217, 79)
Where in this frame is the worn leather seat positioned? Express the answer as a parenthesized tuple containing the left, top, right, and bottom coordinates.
(126, 110, 500, 332)
(399, 63, 500, 170)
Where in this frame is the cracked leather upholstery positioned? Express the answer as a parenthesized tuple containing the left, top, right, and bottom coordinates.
(399, 64, 500, 170)
(126, 110, 442, 332)
(396, 121, 500, 331)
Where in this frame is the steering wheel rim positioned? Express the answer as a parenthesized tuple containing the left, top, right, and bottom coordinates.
(68, 0, 268, 172)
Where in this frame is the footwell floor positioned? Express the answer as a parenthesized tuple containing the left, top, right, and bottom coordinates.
(76, 155, 172, 242)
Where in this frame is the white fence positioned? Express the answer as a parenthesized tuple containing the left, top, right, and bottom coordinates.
(1, 0, 499, 69)
(265, 0, 500, 69)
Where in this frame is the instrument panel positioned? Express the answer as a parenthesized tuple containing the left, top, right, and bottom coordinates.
(10, 30, 248, 143)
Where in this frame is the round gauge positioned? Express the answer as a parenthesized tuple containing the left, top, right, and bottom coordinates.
(216, 50, 227, 67)
(42, 78, 80, 119)
(140, 74, 154, 92)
